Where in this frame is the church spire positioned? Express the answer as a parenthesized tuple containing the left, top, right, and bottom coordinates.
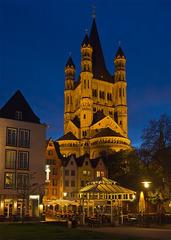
(89, 18, 112, 82)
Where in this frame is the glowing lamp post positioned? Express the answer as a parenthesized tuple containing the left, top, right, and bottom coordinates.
(141, 181, 151, 214)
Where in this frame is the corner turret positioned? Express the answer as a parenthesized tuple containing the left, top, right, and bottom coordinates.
(65, 56, 75, 90)
(114, 46, 128, 136)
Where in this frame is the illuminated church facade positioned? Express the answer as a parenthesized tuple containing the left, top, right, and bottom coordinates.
(58, 17, 131, 159)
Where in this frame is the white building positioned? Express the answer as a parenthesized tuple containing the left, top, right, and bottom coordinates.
(0, 90, 46, 219)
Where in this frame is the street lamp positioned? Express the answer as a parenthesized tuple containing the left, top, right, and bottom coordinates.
(142, 181, 151, 189)
(141, 181, 151, 215)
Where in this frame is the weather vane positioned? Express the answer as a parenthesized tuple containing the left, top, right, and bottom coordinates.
(92, 5, 96, 19)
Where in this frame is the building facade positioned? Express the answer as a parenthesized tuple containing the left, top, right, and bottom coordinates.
(0, 90, 46, 218)
(58, 17, 131, 158)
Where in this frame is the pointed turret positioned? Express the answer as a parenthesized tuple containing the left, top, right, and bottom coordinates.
(114, 46, 126, 81)
(89, 18, 112, 82)
(65, 56, 75, 68)
(114, 45, 127, 136)
(115, 46, 125, 59)
(65, 56, 75, 90)
(81, 33, 90, 47)
(81, 33, 92, 73)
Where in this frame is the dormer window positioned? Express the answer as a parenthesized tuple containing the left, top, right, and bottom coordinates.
(15, 111, 22, 120)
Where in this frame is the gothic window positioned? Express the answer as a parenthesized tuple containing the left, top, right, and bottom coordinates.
(84, 80, 86, 88)
(88, 80, 89, 88)
(92, 89, 97, 97)
(119, 88, 122, 97)
(67, 96, 69, 104)
(123, 88, 125, 97)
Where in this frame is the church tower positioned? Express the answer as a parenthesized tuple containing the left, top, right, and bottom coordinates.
(80, 33, 93, 140)
(58, 17, 131, 159)
(114, 47, 128, 136)
(64, 56, 75, 132)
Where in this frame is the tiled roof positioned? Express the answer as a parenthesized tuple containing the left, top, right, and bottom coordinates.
(93, 127, 124, 138)
(89, 19, 113, 83)
(57, 131, 78, 141)
(0, 90, 40, 123)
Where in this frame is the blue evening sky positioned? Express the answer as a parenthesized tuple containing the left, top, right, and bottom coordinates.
(0, 0, 171, 147)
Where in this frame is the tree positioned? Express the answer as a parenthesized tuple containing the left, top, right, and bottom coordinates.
(141, 114, 171, 155)
(102, 149, 142, 190)
(140, 114, 171, 199)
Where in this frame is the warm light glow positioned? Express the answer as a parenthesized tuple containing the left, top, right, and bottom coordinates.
(63, 192, 67, 197)
(29, 195, 40, 200)
(45, 165, 50, 182)
(0, 201, 4, 209)
(142, 181, 151, 188)
(14, 201, 17, 209)
(39, 204, 44, 213)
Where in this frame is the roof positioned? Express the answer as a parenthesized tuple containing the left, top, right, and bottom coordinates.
(57, 131, 78, 141)
(90, 158, 101, 168)
(61, 154, 77, 167)
(0, 90, 40, 123)
(93, 127, 124, 138)
(89, 19, 113, 83)
(76, 153, 89, 167)
(53, 141, 63, 159)
(80, 177, 136, 195)
(92, 110, 106, 125)
(81, 33, 90, 47)
(71, 115, 80, 128)
(115, 46, 125, 58)
(65, 56, 75, 68)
